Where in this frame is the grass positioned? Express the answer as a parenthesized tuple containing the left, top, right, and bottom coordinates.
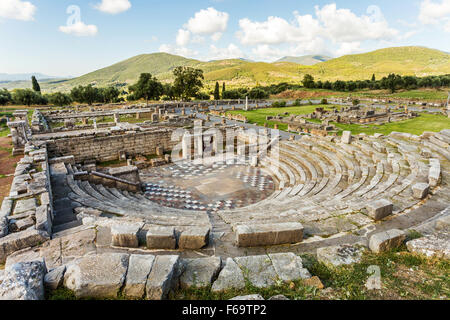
(226, 106, 450, 136)
(170, 248, 449, 301)
(332, 113, 450, 136)
(225, 104, 337, 131)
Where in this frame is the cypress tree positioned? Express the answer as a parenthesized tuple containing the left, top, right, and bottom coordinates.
(222, 82, 226, 98)
(214, 82, 220, 100)
(31, 76, 41, 92)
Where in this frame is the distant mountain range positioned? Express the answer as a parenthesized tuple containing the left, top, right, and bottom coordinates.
(0, 73, 64, 82)
(275, 55, 332, 65)
(2, 46, 449, 92)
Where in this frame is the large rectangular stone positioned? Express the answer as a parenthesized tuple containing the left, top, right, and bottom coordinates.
(123, 254, 155, 299)
(146, 226, 176, 249)
(0, 229, 50, 264)
(145, 255, 180, 300)
(235, 222, 303, 247)
(111, 223, 141, 248)
(178, 227, 210, 249)
(366, 199, 393, 220)
(369, 229, 406, 253)
(178, 257, 222, 289)
(412, 183, 430, 200)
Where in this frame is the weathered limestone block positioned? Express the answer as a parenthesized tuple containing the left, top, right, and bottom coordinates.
(63, 253, 130, 299)
(14, 198, 37, 215)
(366, 199, 393, 220)
(341, 131, 352, 144)
(211, 258, 245, 292)
(123, 254, 155, 299)
(269, 295, 289, 300)
(146, 255, 180, 300)
(35, 205, 52, 234)
(235, 222, 303, 247)
(369, 229, 406, 253)
(406, 235, 450, 259)
(230, 294, 264, 300)
(234, 255, 278, 288)
(110, 222, 141, 248)
(429, 158, 441, 187)
(268, 253, 311, 281)
(178, 227, 210, 249)
(179, 257, 222, 289)
(0, 229, 49, 264)
(146, 226, 176, 249)
(0, 259, 46, 300)
(10, 216, 35, 232)
(412, 183, 430, 200)
(44, 265, 66, 291)
(317, 245, 364, 267)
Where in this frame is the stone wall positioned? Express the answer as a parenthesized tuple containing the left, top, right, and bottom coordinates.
(45, 129, 177, 163)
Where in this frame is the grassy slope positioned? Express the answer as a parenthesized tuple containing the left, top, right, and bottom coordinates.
(227, 105, 450, 135)
(18, 46, 450, 93)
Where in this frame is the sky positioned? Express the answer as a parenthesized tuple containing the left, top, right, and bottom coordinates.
(0, 0, 450, 77)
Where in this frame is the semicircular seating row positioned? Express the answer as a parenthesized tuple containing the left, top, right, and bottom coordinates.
(65, 164, 211, 228)
(218, 129, 450, 231)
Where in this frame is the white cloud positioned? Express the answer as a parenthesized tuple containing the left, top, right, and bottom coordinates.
(159, 44, 198, 58)
(95, 0, 131, 15)
(0, 0, 36, 21)
(419, 0, 450, 32)
(185, 7, 229, 36)
(237, 4, 398, 56)
(209, 44, 244, 60)
(176, 29, 191, 46)
(59, 22, 98, 37)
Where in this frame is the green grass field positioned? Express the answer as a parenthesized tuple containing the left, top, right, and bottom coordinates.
(226, 105, 450, 136)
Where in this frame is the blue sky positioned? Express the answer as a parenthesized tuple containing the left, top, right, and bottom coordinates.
(0, 0, 449, 77)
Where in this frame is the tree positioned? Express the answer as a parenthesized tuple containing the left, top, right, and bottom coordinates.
(248, 87, 269, 99)
(47, 92, 72, 106)
(0, 89, 12, 105)
(163, 84, 176, 100)
(31, 76, 41, 92)
(222, 82, 226, 99)
(83, 85, 100, 105)
(173, 66, 204, 101)
(70, 86, 85, 103)
(214, 82, 220, 100)
(371, 74, 376, 82)
(102, 86, 121, 103)
(128, 73, 163, 106)
(302, 74, 315, 88)
(12, 89, 45, 106)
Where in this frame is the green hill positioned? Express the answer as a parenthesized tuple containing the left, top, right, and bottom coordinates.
(13, 46, 450, 92)
(275, 55, 332, 65)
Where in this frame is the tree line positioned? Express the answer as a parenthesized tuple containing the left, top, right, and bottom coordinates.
(1, 69, 449, 107)
(301, 73, 450, 93)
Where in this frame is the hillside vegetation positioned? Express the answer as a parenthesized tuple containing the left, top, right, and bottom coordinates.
(4, 46, 450, 92)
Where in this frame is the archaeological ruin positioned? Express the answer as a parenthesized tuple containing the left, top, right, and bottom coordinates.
(0, 101, 449, 300)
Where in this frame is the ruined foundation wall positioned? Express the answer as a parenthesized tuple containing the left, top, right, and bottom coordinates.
(45, 130, 177, 162)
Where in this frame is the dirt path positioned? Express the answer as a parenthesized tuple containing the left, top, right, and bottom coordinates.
(0, 137, 22, 203)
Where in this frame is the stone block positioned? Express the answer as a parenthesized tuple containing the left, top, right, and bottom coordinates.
(44, 265, 66, 291)
(146, 255, 180, 300)
(146, 226, 176, 249)
(111, 223, 141, 248)
(178, 227, 210, 249)
(268, 253, 311, 281)
(211, 258, 245, 292)
(13, 198, 37, 215)
(235, 222, 303, 247)
(406, 235, 450, 259)
(0, 259, 46, 300)
(341, 131, 352, 144)
(317, 245, 364, 267)
(179, 257, 222, 289)
(0, 229, 49, 264)
(63, 253, 129, 299)
(366, 199, 393, 220)
(123, 254, 155, 299)
(412, 183, 430, 200)
(369, 229, 406, 253)
(230, 294, 264, 300)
